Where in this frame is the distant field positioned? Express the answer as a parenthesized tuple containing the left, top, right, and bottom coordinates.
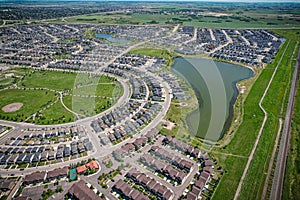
(53, 11, 300, 29)
(0, 69, 122, 124)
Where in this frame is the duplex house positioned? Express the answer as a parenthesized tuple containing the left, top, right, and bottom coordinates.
(23, 171, 46, 185)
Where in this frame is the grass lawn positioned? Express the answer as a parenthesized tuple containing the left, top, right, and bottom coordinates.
(0, 69, 122, 124)
(238, 39, 299, 200)
(0, 77, 15, 88)
(64, 78, 123, 116)
(21, 70, 77, 91)
(37, 101, 76, 124)
(278, 30, 300, 200)
(129, 48, 178, 67)
(72, 83, 118, 97)
(0, 89, 56, 122)
(62, 95, 112, 117)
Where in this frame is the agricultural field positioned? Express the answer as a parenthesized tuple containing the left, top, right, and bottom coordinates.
(50, 3, 300, 29)
(0, 69, 123, 124)
(59, 12, 300, 29)
(212, 30, 300, 200)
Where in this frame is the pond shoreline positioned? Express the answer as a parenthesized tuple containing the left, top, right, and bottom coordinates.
(171, 57, 254, 141)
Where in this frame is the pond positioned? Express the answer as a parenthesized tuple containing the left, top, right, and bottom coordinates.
(171, 58, 253, 141)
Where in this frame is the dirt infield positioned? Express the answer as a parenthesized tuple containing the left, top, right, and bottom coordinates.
(2, 102, 23, 113)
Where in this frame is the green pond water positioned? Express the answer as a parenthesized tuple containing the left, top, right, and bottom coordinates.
(171, 58, 253, 141)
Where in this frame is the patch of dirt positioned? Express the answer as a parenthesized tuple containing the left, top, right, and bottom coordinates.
(2, 102, 23, 113)
(162, 120, 176, 130)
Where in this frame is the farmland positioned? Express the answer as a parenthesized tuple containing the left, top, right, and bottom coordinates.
(45, 3, 300, 29)
(59, 12, 300, 29)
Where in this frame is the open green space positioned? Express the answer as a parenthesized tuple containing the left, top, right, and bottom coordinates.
(0, 89, 56, 122)
(0, 77, 15, 88)
(62, 95, 112, 117)
(0, 68, 31, 89)
(238, 40, 298, 200)
(72, 83, 119, 97)
(21, 70, 77, 91)
(65, 79, 123, 116)
(36, 101, 76, 124)
(129, 48, 178, 67)
(0, 69, 123, 124)
(212, 30, 300, 200)
(59, 8, 300, 29)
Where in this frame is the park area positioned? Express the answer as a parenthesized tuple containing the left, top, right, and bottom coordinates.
(0, 69, 123, 125)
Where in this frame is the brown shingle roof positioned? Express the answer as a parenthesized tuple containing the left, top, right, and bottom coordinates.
(204, 160, 213, 166)
(47, 166, 68, 179)
(201, 171, 210, 180)
(186, 191, 197, 200)
(163, 190, 173, 200)
(191, 186, 201, 196)
(133, 137, 147, 147)
(68, 180, 102, 200)
(24, 171, 46, 184)
(147, 179, 157, 190)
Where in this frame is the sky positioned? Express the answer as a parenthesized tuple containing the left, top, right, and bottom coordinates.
(1, 0, 300, 1)
(1, 0, 299, 2)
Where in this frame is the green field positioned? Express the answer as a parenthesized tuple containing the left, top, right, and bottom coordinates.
(37, 100, 75, 124)
(129, 48, 178, 67)
(72, 83, 119, 97)
(212, 31, 300, 200)
(62, 95, 111, 117)
(0, 69, 123, 124)
(21, 70, 77, 91)
(0, 89, 56, 122)
(54, 10, 300, 29)
(63, 81, 122, 117)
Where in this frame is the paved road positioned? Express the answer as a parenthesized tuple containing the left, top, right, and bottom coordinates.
(270, 46, 300, 200)
(233, 40, 290, 200)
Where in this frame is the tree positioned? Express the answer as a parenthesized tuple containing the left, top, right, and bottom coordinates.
(55, 186, 63, 193)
